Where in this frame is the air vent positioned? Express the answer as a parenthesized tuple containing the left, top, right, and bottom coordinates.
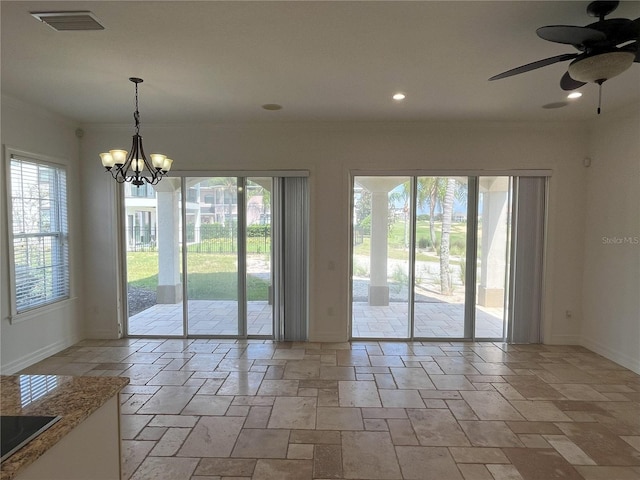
(31, 11, 104, 31)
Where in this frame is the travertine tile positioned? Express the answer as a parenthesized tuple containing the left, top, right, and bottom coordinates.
(458, 463, 494, 480)
(556, 422, 640, 465)
(121, 440, 155, 480)
(194, 458, 256, 477)
(502, 447, 584, 480)
(231, 428, 290, 458)
(283, 360, 320, 379)
(379, 389, 425, 408)
(388, 418, 419, 445)
(431, 374, 477, 391)
(574, 465, 640, 479)
(459, 421, 523, 447)
(130, 457, 199, 480)
(408, 409, 469, 446)
(137, 386, 199, 414)
(550, 384, 611, 401)
(314, 444, 342, 478)
(287, 443, 314, 459)
(341, 431, 402, 479)
(256, 379, 299, 396)
(289, 429, 341, 445)
(217, 371, 264, 395)
(396, 446, 463, 479)
(177, 416, 244, 457)
(460, 391, 524, 421)
(316, 406, 363, 430)
(509, 400, 573, 422)
(252, 459, 313, 479)
(543, 434, 596, 465)
(268, 396, 317, 429)
(449, 446, 510, 464)
(149, 427, 191, 456)
(486, 464, 525, 480)
(390, 367, 435, 389)
(339, 380, 382, 407)
(181, 394, 232, 415)
(21, 339, 640, 480)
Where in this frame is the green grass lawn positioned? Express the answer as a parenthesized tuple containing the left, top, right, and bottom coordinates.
(127, 252, 269, 301)
(354, 220, 469, 262)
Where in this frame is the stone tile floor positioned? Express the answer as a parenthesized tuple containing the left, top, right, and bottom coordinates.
(20, 339, 640, 480)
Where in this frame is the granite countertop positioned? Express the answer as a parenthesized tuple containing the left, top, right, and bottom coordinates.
(0, 374, 129, 480)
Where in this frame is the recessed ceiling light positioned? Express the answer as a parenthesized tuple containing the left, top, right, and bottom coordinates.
(567, 92, 583, 99)
(392, 93, 406, 101)
(262, 104, 282, 111)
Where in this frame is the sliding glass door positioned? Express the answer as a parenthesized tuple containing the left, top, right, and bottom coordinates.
(413, 177, 468, 338)
(185, 177, 240, 335)
(246, 177, 273, 336)
(125, 175, 277, 338)
(125, 181, 185, 336)
(475, 177, 511, 339)
(352, 173, 536, 341)
(352, 177, 412, 338)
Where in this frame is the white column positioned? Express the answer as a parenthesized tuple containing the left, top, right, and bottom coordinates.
(355, 177, 405, 307)
(156, 180, 182, 304)
(369, 190, 390, 306)
(478, 178, 509, 307)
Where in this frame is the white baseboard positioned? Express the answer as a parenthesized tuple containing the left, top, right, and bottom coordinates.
(309, 332, 348, 343)
(581, 336, 640, 374)
(1, 335, 82, 374)
(548, 334, 581, 345)
(85, 327, 120, 339)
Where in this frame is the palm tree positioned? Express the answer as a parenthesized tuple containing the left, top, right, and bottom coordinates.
(439, 178, 456, 294)
(416, 177, 446, 248)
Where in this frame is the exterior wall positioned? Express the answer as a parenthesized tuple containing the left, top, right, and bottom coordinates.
(80, 120, 590, 345)
(1, 95, 83, 373)
(582, 105, 640, 374)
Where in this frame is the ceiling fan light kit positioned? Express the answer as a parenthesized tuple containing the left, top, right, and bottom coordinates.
(489, 1, 639, 114)
(567, 50, 635, 82)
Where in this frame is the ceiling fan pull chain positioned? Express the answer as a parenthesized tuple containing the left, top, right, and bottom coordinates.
(597, 82, 602, 115)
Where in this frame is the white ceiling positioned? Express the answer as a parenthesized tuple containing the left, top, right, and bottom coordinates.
(2, 1, 639, 124)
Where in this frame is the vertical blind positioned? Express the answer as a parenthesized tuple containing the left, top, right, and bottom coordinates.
(8, 155, 69, 313)
(509, 176, 546, 343)
(273, 177, 309, 341)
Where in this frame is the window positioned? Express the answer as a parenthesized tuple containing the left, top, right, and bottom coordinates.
(6, 153, 69, 316)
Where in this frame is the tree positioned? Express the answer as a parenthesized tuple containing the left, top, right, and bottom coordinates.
(390, 181, 411, 248)
(439, 178, 456, 294)
(417, 177, 443, 248)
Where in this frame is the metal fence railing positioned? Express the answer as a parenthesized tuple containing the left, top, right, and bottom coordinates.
(126, 225, 270, 254)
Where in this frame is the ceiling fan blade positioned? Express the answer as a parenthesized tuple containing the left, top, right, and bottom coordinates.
(560, 71, 586, 91)
(586, 18, 640, 45)
(621, 40, 640, 61)
(536, 25, 606, 45)
(489, 53, 579, 81)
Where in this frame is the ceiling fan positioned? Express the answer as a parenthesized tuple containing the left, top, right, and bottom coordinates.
(489, 1, 639, 113)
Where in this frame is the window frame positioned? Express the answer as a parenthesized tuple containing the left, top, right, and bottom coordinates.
(5, 147, 70, 323)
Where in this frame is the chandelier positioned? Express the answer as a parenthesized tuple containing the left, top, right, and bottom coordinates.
(99, 77, 173, 186)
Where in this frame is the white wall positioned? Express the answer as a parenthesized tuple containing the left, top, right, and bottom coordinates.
(80, 120, 589, 344)
(582, 105, 640, 374)
(1, 96, 84, 373)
